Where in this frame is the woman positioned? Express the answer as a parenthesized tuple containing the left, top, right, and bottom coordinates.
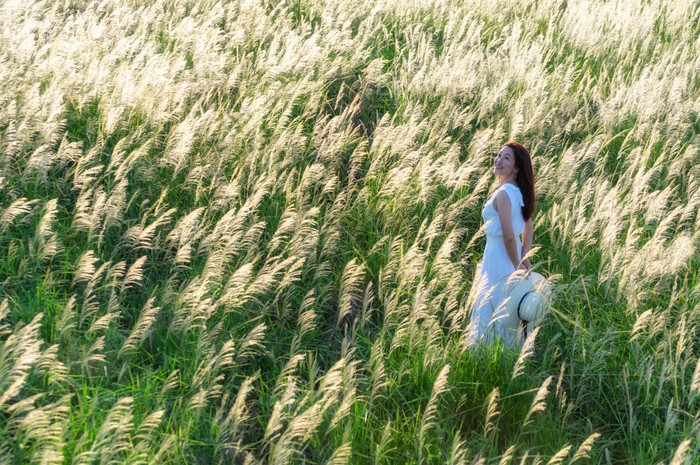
(468, 141, 536, 350)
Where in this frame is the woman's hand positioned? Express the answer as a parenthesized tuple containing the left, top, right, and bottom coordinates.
(518, 259, 531, 270)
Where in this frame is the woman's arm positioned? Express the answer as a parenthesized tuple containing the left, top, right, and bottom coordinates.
(520, 217, 533, 269)
(494, 191, 520, 269)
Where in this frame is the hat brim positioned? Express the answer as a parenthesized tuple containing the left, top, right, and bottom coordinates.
(492, 271, 550, 335)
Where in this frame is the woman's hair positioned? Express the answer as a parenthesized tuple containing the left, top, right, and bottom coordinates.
(503, 140, 535, 221)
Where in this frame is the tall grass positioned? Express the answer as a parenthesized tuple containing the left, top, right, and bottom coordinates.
(0, 0, 698, 462)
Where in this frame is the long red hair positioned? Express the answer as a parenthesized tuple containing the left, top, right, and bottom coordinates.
(503, 141, 535, 221)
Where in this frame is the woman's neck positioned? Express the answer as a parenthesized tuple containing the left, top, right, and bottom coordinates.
(497, 176, 517, 187)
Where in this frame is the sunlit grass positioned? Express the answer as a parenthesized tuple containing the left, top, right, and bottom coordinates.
(0, 0, 698, 463)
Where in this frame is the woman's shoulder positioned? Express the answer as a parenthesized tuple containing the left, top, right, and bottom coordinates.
(500, 182, 521, 192)
(500, 183, 525, 207)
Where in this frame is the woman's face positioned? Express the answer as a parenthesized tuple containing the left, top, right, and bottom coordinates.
(493, 146, 518, 179)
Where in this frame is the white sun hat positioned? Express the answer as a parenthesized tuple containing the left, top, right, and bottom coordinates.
(493, 270, 552, 339)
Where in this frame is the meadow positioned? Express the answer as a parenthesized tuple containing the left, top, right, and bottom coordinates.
(0, 0, 698, 462)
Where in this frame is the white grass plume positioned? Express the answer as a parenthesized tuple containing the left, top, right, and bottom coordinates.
(287, 206, 320, 262)
(630, 309, 654, 342)
(274, 354, 305, 397)
(337, 258, 366, 328)
(130, 409, 165, 460)
(267, 206, 299, 255)
(167, 276, 208, 334)
(236, 323, 267, 364)
(244, 257, 292, 306)
(122, 255, 148, 290)
(447, 430, 470, 465)
(545, 444, 571, 464)
(127, 207, 177, 251)
(55, 295, 77, 339)
(422, 316, 445, 372)
(215, 261, 255, 311)
(690, 357, 700, 404)
(217, 372, 258, 456)
(483, 387, 500, 439)
(497, 444, 517, 465)
(87, 311, 120, 336)
(370, 339, 389, 401)
(418, 363, 450, 452)
(73, 250, 100, 285)
(372, 420, 395, 463)
(0, 299, 9, 338)
(152, 434, 177, 464)
(0, 197, 38, 231)
(82, 336, 106, 371)
(82, 396, 134, 463)
(33, 198, 61, 261)
(269, 401, 325, 464)
(165, 206, 206, 248)
(571, 433, 601, 462)
(0, 314, 44, 407)
(160, 370, 180, 398)
(669, 438, 692, 465)
(264, 380, 298, 444)
(296, 289, 317, 339)
(326, 442, 352, 465)
(328, 362, 357, 431)
(524, 375, 553, 427)
(433, 226, 467, 282)
(119, 296, 160, 358)
(512, 326, 540, 379)
(191, 339, 236, 388)
(8, 393, 72, 464)
(71, 188, 94, 234)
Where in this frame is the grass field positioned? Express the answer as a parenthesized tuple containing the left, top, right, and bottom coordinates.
(0, 0, 699, 463)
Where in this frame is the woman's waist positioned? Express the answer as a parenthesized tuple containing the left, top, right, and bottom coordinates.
(485, 234, 521, 246)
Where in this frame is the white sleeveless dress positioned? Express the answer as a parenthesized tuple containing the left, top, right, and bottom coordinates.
(468, 182, 526, 350)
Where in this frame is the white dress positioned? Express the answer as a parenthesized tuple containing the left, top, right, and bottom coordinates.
(468, 182, 526, 350)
